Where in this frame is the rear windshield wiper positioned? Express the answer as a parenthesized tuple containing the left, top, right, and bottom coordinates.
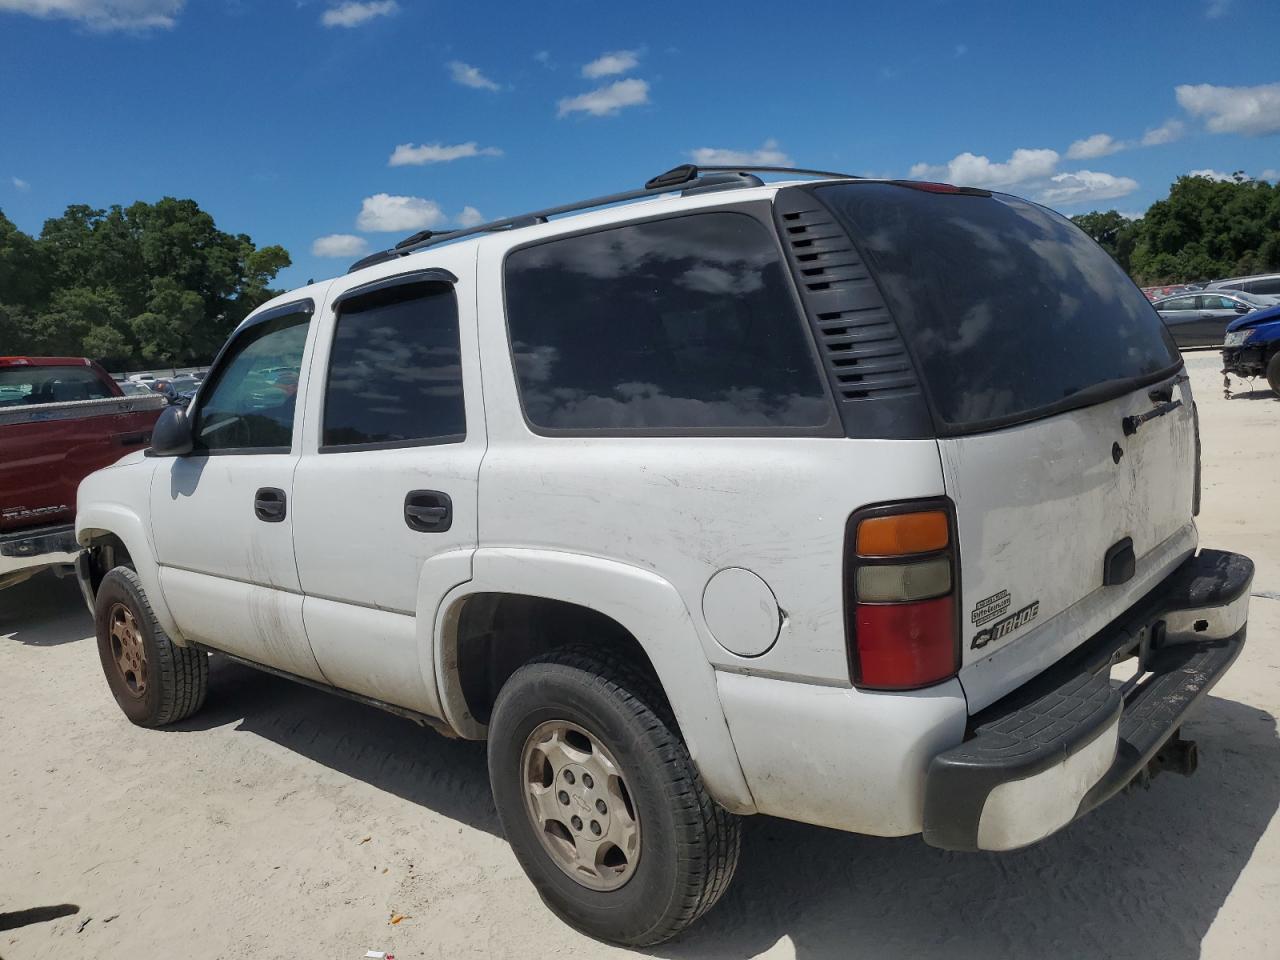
(1123, 399, 1182, 436)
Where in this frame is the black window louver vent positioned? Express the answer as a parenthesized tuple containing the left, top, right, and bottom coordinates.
(773, 187, 933, 439)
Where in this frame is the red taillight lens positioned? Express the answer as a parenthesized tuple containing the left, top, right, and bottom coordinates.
(854, 597, 957, 689)
(846, 501, 959, 691)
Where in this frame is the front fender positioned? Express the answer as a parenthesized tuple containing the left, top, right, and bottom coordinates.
(76, 503, 186, 644)
(434, 547, 757, 814)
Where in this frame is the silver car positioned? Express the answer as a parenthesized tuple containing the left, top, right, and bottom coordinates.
(1153, 290, 1274, 347)
(1205, 272, 1280, 297)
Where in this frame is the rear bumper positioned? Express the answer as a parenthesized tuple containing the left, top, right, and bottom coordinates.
(922, 548, 1253, 852)
(0, 523, 79, 579)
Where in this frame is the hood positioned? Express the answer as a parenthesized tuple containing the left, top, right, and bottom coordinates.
(1226, 301, 1280, 332)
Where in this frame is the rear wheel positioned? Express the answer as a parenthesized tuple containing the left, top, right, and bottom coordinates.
(487, 646, 740, 946)
(94, 567, 207, 727)
(1267, 351, 1280, 397)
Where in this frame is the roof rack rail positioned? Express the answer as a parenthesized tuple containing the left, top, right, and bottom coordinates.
(348, 163, 860, 273)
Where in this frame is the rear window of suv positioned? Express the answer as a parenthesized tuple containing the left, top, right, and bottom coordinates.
(0, 365, 115, 406)
(503, 211, 832, 433)
(816, 183, 1180, 432)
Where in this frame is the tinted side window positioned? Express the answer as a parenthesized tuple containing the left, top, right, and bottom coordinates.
(323, 282, 465, 449)
(503, 212, 830, 431)
(1252, 278, 1280, 295)
(1161, 297, 1196, 311)
(194, 312, 309, 453)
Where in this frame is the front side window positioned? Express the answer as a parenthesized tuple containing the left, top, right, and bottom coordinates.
(193, 311, 310, 453)
(503, 212, 831, 432)
(1161, 297, 1196, 311)
(322, 281, 465, 450)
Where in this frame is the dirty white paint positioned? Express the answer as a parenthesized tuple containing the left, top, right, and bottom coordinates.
(941, 377, 1197, 710)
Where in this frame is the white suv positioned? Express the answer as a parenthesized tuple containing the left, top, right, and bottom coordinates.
(76, 165, 1254, 946)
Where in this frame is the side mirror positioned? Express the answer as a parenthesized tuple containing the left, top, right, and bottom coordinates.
(1235, 303, 1250, 314)
(149, 404, 193, 457)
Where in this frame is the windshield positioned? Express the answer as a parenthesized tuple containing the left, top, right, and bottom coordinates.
(1234, 292, 1272, 308)
(816, 183, 1180, 432)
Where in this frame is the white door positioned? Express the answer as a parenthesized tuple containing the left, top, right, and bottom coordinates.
(150, 300, 327, 682)
(291, 263, 483, 714)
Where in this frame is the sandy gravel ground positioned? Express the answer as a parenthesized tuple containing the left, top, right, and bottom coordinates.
(2, 351, 1277, 960)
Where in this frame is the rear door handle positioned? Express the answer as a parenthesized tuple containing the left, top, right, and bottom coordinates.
(405, 490, 452, 532)
(254, 487, 287, 523)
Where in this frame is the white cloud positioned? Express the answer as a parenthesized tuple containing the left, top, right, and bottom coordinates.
(456, 206, 486, 227)
(910, 147, 1060, 187)
(356, 194, 448, 232)
(388, 141, 502, 166)
(1040, 170, 1139, 206)
(1262, 168, 1280, 182)
(11, 176, 30, 192)
(1141, 118, 1185, 146)
(689, 139, 793, 167)
(1205, 0, 1231, 18)
(534, 50, 551, 65)
(1066, 133, 1125, 160)
(312, 234, 369, 258)
(321, 0, 396, 27)
(0, 0, 182, 30)
(1187, 168, 1237, 182)
(582, 49, 639, 79)
(1176, 82, 1280, 136)
(557, 78, 649, 117)
(449, 61, 500, 91)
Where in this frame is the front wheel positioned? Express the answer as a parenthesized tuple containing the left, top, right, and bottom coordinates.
(1267, 351, 1280, 397)
(94, 567, 208, 727)
(487, 646, 740, 946)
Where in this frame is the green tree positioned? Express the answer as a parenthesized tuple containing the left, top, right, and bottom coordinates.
(0, 199, 290, 366)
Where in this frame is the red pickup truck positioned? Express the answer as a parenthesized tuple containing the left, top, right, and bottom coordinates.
(0, 357, 165, 590)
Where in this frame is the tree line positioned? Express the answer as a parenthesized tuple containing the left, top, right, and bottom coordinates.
(1072, 173, 1280, 284)
(0, 198, 289, 369)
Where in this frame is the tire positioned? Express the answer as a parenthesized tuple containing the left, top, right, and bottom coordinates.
(487, 645, 740, 946)
(1267, 351, 1280, 398)
(94, 567, 208, 727)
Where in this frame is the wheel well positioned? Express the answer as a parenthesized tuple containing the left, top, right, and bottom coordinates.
(81, 532, 133, 598)
(454, 593, 664, 727)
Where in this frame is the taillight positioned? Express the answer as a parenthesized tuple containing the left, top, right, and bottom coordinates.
(845, 501, 960, 690)
(1192, 401, 1202, 517)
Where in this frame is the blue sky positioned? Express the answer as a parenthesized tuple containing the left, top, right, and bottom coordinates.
(2, 0, 1279, 291)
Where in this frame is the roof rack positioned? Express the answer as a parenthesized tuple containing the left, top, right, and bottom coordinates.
(347, 163, 860, 272)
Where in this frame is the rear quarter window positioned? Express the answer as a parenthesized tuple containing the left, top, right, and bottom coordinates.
(502, 211, 832, 433)
(816, 183, 1180, 432)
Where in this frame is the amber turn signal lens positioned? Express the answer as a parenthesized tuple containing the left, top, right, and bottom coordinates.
(856, 511, 949, 557)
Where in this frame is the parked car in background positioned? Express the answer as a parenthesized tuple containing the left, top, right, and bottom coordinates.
(1153, 290, 1275, 347)
(1, 357, 164, 590)
(154, 374, 200, 405)
(117, 380, 155, 397)
(1222, 301, 1280, 396)
(127, 373, 157, 386)
(1141, 283, 1196, 302)
(1206, 273, 1280, 297)
(76, 165, 1253, 946)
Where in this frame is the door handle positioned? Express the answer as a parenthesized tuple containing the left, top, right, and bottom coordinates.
(404, 490, 452, 532)
(254, 487, 287, 523)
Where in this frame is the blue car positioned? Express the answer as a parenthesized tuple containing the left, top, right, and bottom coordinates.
(1222, 301, 1280, 396)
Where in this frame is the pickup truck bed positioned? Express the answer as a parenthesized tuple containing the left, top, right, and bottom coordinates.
(1, 359, 165, 588)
